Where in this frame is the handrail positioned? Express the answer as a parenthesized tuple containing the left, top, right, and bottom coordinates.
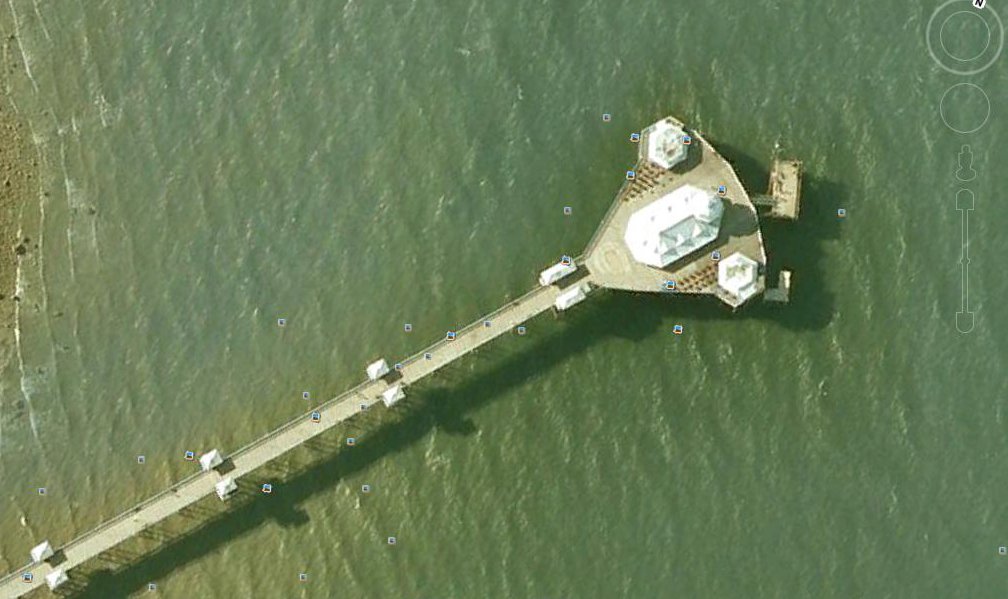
(398, 284, 550, 370)
(228, 379, 373, 462)
(0, 380, 381, 590)
(1, 285, 557, 588)
(1, 254, 582, 592)
(583, 178, 633, 256)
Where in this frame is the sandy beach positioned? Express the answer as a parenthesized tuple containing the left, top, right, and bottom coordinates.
(0, 41, 37, 382)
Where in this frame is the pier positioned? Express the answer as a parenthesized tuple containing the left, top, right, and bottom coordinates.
(753, 158, 803, 220)
(0, 283, 572, 597)
(0, 115, 799, 596)
(583, 116, 769, 308)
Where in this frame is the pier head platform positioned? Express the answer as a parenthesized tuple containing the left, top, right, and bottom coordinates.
(0, 115, 801, 597)
(584, 116, 778, 309)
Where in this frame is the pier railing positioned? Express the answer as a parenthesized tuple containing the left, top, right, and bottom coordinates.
(1, 282, 568, 589)
(398, 283, 550, 371)
(0, 471, 210, 588)
(583, 178, 632, 256)
(3, 279, 570, 589)
(0, 378, 378, 588)
(227, 380, 374, 462)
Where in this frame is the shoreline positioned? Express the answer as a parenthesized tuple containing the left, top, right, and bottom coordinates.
(0, 31, 39, 463)
(0, 96, 34, 332)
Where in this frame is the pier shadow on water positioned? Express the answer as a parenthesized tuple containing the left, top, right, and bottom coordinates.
(63, 295, 664, 597)
(63, 148, 838, 597)
(716, 141, 844, 331)
(591, 141, 843, 333)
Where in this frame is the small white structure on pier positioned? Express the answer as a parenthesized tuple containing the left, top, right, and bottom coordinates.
(644, 119, 689, 170)
(199, 449, 224, 472)
(539, 260, 577, 286)
(555, 284, 590, 311)
(381, 385, 405, 407)
(215, 477, 238, 500)
(366, 359, 390, 381)
(717, 252, 760, 302)
(45, 568, 68, 590)
(624, 185, 723, 268)
(764, 269, 792, 303)
(29, 541, 53, 563)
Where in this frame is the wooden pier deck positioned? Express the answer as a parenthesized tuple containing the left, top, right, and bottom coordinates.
(1, 113, 785, 596)
(753, 158, 802, 220)
(583, 117, 767, 308)
(0, 282, 571, 597)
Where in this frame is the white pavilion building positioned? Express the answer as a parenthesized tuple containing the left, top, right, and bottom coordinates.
(366, 359, 390, 381)
(623, 184, 723, 268)
(45, 568, 68, 590)
(644, 119, 690, 170)
(717, 252, 760, 302)
(29, 541, 53, 563)
(382, 385, 405, 408)
(554, 283, 590, 311)
(215, 477, 238, 501)
(199, 449, 224, 472)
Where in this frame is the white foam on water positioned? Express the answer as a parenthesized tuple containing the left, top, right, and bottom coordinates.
(29, 0, 50, 43)
(59, 142, 78, 282)
(95, 93, 112, 129)
(12, 229, 39, 443)
(5, 0, 39, 94)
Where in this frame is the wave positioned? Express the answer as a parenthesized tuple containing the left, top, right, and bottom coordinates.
(5, 0, 39, 93)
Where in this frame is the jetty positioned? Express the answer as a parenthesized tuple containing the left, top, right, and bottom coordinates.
(754, 158, 803, 220)
(0, 115, 801, 596)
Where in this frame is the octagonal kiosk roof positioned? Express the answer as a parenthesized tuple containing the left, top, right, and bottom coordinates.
(644, 119, 689, 170)
(717, 252, 760, 303)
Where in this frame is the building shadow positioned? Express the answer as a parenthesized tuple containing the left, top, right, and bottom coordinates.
(215, 458, 236, 476)
(719, 200, 760, 238)
(712, 141, 843, 331)
(48, 550, 67, 567)
(66, 141, 836, 595)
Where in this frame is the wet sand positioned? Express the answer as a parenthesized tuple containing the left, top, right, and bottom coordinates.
(0, 57, 37, 367)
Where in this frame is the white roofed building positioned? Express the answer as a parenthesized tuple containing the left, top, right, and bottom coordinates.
(644, 119, 690, 170)
(199, 449, 224, 472)
(215, 477, 238, 500)
(538, 260, 577, 286)
(554, 283, 589, 311)
(30, 541, 53, 563)
(366, 359, 390, 381)
(381, 385, 405, 407)
(45, 569, 68, 590)
(623, 185, 723, 268)
(717, 252, 760, 303)
(582, 114, 770, 310)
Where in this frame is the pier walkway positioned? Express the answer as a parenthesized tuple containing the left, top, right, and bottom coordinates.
(2, 112, 794, 596)
(0, 281, 573, 597)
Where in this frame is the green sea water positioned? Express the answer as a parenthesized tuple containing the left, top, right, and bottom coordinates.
(1, 0, 1007, 597)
